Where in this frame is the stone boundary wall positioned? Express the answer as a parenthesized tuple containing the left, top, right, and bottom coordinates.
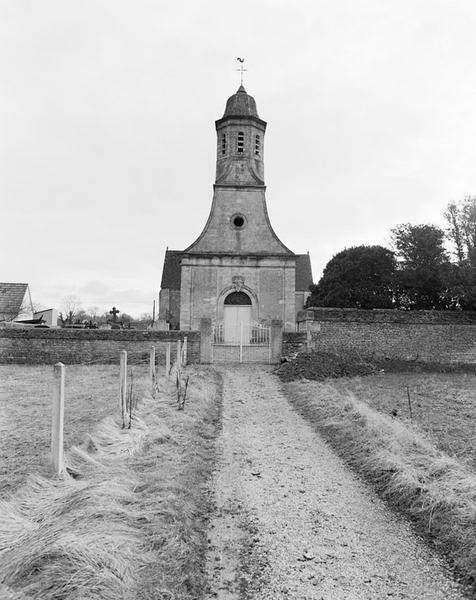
(282, 332, 308, 357)
(296, 308, 476, 364)
(0, 329, 201, 365)
(300, 307, 476, 324)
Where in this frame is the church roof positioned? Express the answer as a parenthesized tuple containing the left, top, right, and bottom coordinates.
(295, 254, 314, 291)
(160, 252, 313, 292)
(160, 250, 182, 290)
(0, 282, 30, 321)
(222, 85, 259, 119)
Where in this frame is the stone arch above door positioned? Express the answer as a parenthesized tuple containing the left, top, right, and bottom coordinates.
(224, 291, 252, 305)
(217, 285, 258, 323)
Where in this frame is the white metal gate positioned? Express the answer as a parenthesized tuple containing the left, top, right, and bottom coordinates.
(212, 322, 271, 363)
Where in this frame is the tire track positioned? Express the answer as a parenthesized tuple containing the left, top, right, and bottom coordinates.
(205, 366, 468, 599)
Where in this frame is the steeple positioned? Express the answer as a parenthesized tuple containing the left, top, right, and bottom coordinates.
(215, 86, 266, 187)
(184, 85, 291, 256)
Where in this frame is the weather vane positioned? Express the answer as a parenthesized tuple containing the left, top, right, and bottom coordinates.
(236, 57, 247, 86)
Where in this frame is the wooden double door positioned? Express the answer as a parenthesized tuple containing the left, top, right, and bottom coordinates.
(223, 305, 252, 344)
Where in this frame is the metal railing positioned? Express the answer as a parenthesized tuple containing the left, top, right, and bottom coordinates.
(212, 322, 270, 346)
(250, 323, 270, 345)
(213, 323, 224, 344)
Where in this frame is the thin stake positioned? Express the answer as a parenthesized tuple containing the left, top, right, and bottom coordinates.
(165, 342, 171, 377)
(406, 385, 413, 424)
(51, 362, 65, 476)
(120, 350, 127, 428)
(176, 368, 181, 404)
(150, 346, 156, 382)
(128, 369, 134, 429)
(176, 339, 182, 369)
(177, 374, 189, 411)
(182, 375, 189, 409)
(240, 321, 243, 363)
(182, 336, 188, 366)
(150, 346, 156, 397)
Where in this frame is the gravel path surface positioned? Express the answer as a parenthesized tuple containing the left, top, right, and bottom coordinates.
(205, 365, 469, 600)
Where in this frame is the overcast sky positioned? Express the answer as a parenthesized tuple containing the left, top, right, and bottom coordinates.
(2, 0, 476, 317)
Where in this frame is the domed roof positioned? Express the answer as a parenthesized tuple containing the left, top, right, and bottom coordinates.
(222, 85, 259, 118)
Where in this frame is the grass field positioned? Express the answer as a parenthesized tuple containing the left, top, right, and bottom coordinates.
(2, 361, 474, 595)
(0, 364, 150, 499)
(0, 364, 222, 600)
(333, 372, 476, 469)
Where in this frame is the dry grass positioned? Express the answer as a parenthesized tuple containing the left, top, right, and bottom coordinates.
(332, 372, 476, 469)
(0, 365, 222, 600)
(283, 378, 476, 591)
(0, 365, 150, 498)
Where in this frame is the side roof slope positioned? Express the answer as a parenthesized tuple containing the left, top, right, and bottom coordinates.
(0, 282, 30, 320)
(295, 254, 313, 291)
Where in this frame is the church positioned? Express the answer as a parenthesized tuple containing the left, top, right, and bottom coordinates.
(158, 84, 312, 343)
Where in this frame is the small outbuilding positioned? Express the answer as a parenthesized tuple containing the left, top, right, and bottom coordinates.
(0, 282, 34, 323)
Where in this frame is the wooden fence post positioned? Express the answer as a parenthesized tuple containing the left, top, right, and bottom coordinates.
(239, 322, 243, 363)
(51, 362, 65, 476)
(150, 346, 156, 382)
(182, 336, 188, 366)
(176, 339, 182, 369)
(165, 342, 171, 377)
(120, 350, 127, 428)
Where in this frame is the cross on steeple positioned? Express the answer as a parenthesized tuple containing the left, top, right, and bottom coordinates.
(236, 57, 247, 86)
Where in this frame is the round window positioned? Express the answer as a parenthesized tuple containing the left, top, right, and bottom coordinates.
(231, 214, 246, 229)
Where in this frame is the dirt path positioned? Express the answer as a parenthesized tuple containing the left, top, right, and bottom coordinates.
(205, 366, 468, 600)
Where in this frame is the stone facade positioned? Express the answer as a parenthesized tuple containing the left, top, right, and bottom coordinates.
(179, 254, 296, 331)
(157, 287, 180, 330)
(159, 85, 313, 333)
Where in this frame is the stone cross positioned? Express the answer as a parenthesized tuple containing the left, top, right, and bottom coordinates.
(109, 306, 120, 322)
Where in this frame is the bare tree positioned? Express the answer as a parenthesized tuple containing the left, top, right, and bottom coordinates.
(87, 306, 100, 321)
(59, 295, 81, 326)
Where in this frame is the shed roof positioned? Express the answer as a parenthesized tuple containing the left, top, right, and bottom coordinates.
(0, 282, 30, 321)
(160, 252, 313, 292)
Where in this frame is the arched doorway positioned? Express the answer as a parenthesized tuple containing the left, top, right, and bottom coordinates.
(223, 291, 252, 343)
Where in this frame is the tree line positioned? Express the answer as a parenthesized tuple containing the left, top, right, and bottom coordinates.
(307, 196, 476, 311)
(58, 297, 153, 328)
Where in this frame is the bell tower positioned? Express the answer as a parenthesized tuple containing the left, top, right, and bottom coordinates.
(215, 85, 266, 187)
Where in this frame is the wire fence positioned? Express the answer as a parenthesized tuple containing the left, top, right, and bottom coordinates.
(50, 338, 189, 476)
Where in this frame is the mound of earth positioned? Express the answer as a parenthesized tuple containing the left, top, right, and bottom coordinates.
(275, 351, 377, 382)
